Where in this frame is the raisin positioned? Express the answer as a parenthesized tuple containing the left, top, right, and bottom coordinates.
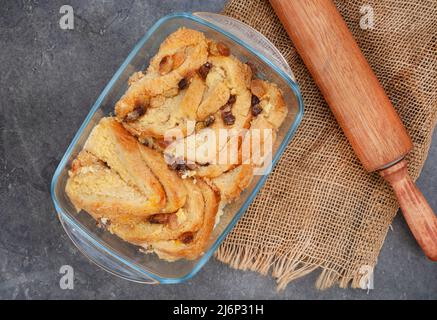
(204, 114, 215, 127)
(178, 78, 188, 90)
(198, 62, 212, 79)
(220, 96, 236, 125)
(251, 104, 263, 116)
(179, 232, 194, 244)
(222, 112, 236, 125)
(228, 94, 237, 105)
(251, 94, 260, 106)
(169, 158, 188, 173)
(124, 105, 145, 122)
(176, 163, 188, 171)
(217, 42, 230, 56)
(148, 214, 171, 224)
(170, 161, 184, 171)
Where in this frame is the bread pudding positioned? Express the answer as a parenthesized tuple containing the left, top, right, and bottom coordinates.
(65, 28, 287, 261)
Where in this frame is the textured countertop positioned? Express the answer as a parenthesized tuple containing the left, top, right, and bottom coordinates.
(1, 0, 436, 299)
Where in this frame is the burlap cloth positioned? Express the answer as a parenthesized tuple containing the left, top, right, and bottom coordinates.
(215, 0, 437, 290)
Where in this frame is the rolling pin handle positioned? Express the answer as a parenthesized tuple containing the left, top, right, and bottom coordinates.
(380, 160, 437, 261)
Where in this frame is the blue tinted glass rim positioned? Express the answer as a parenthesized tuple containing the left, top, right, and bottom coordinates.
(50, 12, 304, 284)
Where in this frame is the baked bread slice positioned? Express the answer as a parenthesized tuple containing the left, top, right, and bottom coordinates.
(192, 56, 253, 178)
(195, 55, 251, 121)
(150, 179, 220, 261)
(65, 151, 161, 219)
(162, 55, 253, 178)
(210, 164, 253, 203)
(250, 79, 288, 130)
(210, 81, 287, 201)
(82, 118, 165, 215)
(122, 74, 206, 140)
(107, 178, 204, 244)
(115, 28, 208, 122)
(206, 55, 252, 128)
(243, 80, 288, 168)
(83, 117, 186, 215)
(137, 143, 187, 213)
(66, 148, 200, 244)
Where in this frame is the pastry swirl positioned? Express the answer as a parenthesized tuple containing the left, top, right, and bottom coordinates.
(65, 29, 288, 261)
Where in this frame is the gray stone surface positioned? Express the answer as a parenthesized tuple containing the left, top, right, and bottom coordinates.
(0, 0, 436, 300)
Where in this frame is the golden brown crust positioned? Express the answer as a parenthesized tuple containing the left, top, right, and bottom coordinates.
(195, 61, 230, 120)
(161, 55, 253, 178)
(151, 179, 220, 261)
(191, 56, 252, 178)
(207, 55, 252, 131)
(68, 117, 190, 218)
(211, 164, 253, 203)
(83, 118, 166, 216)
(121, 74, 205, 140)
(115, 28, 208, 120)
(66, 149, 201, 243)
(65, 151, 158, 220)
(251, 80, 288, 130)
(108, 179, 204, 243)
(138, 145, 187, 213)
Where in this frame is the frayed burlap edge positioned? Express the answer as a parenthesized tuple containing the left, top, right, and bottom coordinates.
(217, 239, 380, 290)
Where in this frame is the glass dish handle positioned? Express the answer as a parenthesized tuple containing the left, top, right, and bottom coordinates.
(193, 12, 295, 81)
(59, 214, 158, 284)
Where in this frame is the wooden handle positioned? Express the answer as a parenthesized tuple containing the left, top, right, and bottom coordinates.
(380, 161, 437, 261)
(269, 0, 412, 172)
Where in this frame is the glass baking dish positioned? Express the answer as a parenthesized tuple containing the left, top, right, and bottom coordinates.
(51, 12, 303, 284)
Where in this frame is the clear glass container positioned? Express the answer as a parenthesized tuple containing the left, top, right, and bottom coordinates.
(51, 12, 304, 284)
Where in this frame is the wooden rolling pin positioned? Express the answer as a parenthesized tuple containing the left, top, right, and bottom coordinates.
(269, 0, 437, 260)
